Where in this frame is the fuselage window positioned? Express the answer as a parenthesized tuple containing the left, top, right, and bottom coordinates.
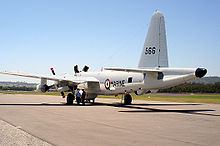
(128, 77, 133, 83)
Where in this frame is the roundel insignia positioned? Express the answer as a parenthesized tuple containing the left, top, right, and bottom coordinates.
(104, 79, 111, 90)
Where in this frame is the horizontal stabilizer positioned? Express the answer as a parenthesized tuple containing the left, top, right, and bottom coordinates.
(104, 67, 161, 73)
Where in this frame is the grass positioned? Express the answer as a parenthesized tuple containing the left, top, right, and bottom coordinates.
(0, 90, 61, 96)
(99, 93, 220, 104)
(0, 90, 220, 104)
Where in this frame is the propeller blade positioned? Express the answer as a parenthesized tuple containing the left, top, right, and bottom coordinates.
(50, 68, 56, 75)
(74, 65, 80, 73)
(82, 65, 89, 72)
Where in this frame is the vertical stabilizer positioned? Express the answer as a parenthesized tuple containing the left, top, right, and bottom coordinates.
(138, 11, 168, 68)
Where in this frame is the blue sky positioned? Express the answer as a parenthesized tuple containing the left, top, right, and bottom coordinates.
(0, 0, 219, 83)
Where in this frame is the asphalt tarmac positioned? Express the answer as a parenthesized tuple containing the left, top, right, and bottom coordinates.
(0, 93, 220, 146)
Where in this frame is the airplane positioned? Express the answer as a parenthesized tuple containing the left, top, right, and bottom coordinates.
(0, 10, 207, 105)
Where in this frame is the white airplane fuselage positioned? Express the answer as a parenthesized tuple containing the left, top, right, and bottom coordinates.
(71, 67, 198, 98)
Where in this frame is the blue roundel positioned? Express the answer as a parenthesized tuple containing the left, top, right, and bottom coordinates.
(104, 79, 110, 89)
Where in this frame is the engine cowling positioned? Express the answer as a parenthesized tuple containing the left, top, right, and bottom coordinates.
(36, 84, 49, 93)
(135, 89, 147, 95)
(57, 86, 70, 92)
(134, 90, 155, 95)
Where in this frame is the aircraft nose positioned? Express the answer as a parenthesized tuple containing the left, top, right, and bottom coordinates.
(195, 68, 207, 78)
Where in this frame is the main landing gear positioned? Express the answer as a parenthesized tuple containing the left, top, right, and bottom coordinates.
(60, 91, 75, 105)
(66, 93, 75, 105)
(61, 86, 76, 105)
(124, 94, 132, 105)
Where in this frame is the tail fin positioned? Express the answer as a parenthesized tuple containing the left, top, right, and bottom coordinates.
(138, 11, 168, 68)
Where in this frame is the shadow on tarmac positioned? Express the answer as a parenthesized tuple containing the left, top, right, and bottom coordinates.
(95, 102, 220, 117)
(0, 102, 219, 117)
(0, 102, 200, 107)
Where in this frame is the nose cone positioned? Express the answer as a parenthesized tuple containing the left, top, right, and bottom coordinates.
(195, 68, 207, 78)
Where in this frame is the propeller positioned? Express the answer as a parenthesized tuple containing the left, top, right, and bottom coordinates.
(74, 65, 89, 73)
(74, 65, 80, 73)
(50, 67, 65, 98)
(50, 68, 56, 75)
(82, 65, 89, 72)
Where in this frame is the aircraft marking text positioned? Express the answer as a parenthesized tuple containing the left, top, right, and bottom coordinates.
(111, 80, 125, 87)
(145, 47, 156, 55)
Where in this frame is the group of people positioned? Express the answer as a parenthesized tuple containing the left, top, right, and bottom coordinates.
(75, 89, 86, 105)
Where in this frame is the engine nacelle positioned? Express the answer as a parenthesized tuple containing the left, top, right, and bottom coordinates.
(134, 89, 153, 95)
(57, 86, 70, 92)
(134, 89, 146, 95)
(36, 84, 49, 93)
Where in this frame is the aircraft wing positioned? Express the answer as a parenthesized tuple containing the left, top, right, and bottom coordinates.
(0, 71, 99, 84)
(104, 67, 161, 73)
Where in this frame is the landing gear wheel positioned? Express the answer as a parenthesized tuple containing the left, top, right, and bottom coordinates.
(124, 94, 132, 105)
(67, 93, 74, 105)
(92, 99, 95, 104)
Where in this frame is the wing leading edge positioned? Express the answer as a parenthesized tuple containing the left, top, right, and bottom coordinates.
(0, 71, 99, 84)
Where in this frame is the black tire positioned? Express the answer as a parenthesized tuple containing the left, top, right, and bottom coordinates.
(124, 94, 132, 105)
(67, 93, 74, 105)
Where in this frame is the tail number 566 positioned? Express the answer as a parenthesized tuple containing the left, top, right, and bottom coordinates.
(145, 47, 156, 55)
